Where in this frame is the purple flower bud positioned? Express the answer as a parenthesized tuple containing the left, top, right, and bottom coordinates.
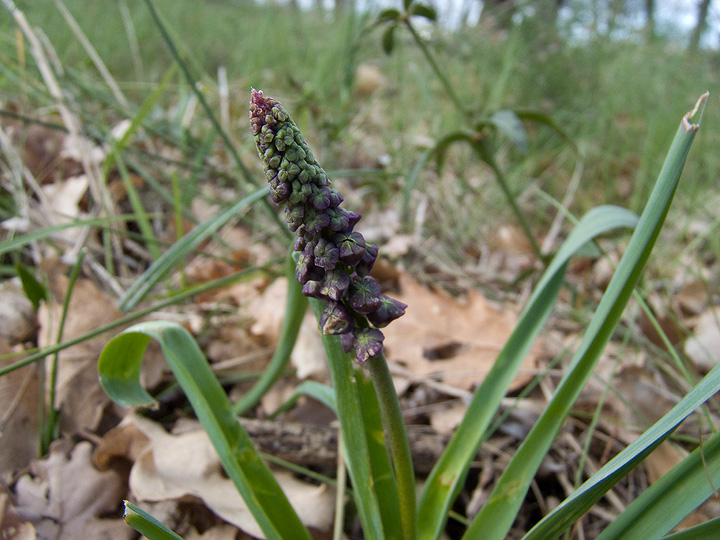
(285, 205, 305, 232)
(355, 243, 378, 277)
(320, 269, 350, 301)
(294, 229, 308, 252)
(333, 231, 366, 266)
(271, 186, 291, 204)
(304, 208, 331, 235)
(327, 187, 344, 207)
(302, 280, 324, 298)
(309, 186, 332, 210)
(348, 276, 383, 314)
(326, 208, 356, 232)
(367, 295, 407, 328)
(314, 238, 339, 270)
(353, 328, 384, 362)
(319, 301, 355, 335)
(295, 246, 322, 284)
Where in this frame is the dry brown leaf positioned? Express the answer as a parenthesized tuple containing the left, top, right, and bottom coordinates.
(0, 338, 40, 478)
(102, 415, 334, 538)
(1, 488, 38, 540)
(684, 307, 720, 373)
(249, 278, 327, 380)
(185, 523, 247, 540)
(429, 401, 468, 435)
(383, 272, 539, 390)
(13, 440, 131, 540)
(674, 279, 708, 316)
(644, 441, 687, 485)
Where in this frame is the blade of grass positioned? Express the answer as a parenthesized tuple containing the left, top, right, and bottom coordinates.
(417, 204, 639, 540)
(98, 321, 313, 540)
(461, 93, 709, 540)
(141, 0, 290, 237)
(523, 362, 720, 539)
(111, 149, 161, 259)
(52, 0, 129, 110)
(41, 248, 85, 454)
(596, 427, 720, 539)
(0, 214, 155, 258)
(0, 261, 277, 378)
(124, 501, 185, 540)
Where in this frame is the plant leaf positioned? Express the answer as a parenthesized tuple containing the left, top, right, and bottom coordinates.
(123, 501, 185, 540)
(514, 108, 577, 151)
(409, 3, 437, 21)
(595, 425, 720, 539)
(417, 205, 639, 540)
(308, 298, 387, 539)
(523, 364, 720, 539)
(15, 263, 48, 309)
(662, 516, 720, 539)
(377, 7, 401, 24)
(382, 23, 396, 55)
(98, 321, 313, 540)
(490, 109, 529, 153)
(461, 93, 708, 540)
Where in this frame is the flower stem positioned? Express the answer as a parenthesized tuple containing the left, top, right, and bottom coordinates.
(404, 19, 466, 118)
(474, 140, 546, 262)
(367, 353, 417, 540)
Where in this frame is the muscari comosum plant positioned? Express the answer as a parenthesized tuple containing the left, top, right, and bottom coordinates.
(98, 91, 720, 540)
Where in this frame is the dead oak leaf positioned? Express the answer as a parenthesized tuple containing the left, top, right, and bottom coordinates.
(98, 414, 335, 538)
(13, 440, 131, 540)
(383, 273, 539, 391)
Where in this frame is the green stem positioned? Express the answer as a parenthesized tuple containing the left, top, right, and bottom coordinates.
(404, 19, 466, 117)
(474, 140, 546, 262)
(367, 353, 417, 540)
(232, 249, 308, 415)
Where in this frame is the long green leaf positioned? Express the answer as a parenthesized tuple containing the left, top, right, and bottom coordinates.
(596, 426, 720, 539)
(123, 501, 185, 540)
(98, 321, 312, 540)
(309, 298, 386, 540)
(523, 362, 720, 539)
(461, 93, 708, 540)
(118, 185, 270, 311)
(0, 214, 147, 258)
(356, 365, 403, 540)
(418, 205, 639, 540)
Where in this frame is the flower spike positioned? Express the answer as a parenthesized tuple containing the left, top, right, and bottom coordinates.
(250, 89, 406, 362)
